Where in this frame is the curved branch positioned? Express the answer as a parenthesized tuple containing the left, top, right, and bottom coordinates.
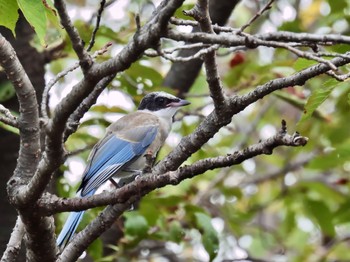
(0, 34, 56, 262)
(0, 34, 40, 188)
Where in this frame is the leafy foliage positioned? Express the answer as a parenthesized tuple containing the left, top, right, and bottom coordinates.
(0, 0, 57, 45)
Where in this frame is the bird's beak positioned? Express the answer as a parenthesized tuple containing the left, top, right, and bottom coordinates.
(168, 99, 191, 108)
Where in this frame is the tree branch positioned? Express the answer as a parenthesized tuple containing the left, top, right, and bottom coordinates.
(63, 73, 116, 142)
(163, 0, 240, 96)
(237, 0, 275, 33)
(0, 34, 56, 262)
(0, 217, 24, 262)
(153, 52, 350, 176)
(38, 120, 308, 214)
(86, 0, 106, 52)
(0, 34, 40, 187)
(184, 0, 227, 110)
(0, 104, 18, 127)
(54, 0, 93, 71)
(57, 202, 133, 262)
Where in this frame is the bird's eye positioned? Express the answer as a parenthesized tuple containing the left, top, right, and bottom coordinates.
(156, 97, 166, 106)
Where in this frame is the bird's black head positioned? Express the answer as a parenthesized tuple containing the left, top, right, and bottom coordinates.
(138, 92, 190, 112)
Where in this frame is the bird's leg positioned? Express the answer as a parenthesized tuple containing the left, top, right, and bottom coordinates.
(143, 151, 156, 173)
(109, 178, 120, 188)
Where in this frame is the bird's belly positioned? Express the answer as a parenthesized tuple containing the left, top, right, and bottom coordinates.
(112, 155, 147, 187)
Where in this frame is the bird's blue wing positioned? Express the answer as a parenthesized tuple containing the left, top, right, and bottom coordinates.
(79, 125, 158, 196)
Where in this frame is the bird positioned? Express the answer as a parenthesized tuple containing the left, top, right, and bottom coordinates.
(56, 91, 190, 248)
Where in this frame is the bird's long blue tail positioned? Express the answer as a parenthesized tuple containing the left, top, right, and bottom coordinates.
(56, 190, 95, 248)
(56, 210, 85, 248)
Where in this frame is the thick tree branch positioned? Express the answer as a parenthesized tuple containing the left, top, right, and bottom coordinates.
(0, 34, 56, 262)
(0, 217, 24, 262)
(0, 1, 186, 260)
(0, 35, 40, 187)
(57, 202, 133, 262)
(169, 20, 350, 45)
(166, 30, 350, 54)
(257, 31, 350, 44)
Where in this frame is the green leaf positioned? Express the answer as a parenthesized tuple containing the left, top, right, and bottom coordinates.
(0, 82, 16, 102)
(308, 142, 350, 170)
(0, 0, 19, 36)
(333, 201, 350, 224)
(139, 199, 160, 226)
(282, 209, 296, 235)
(303, 199, 335, 237)
(17, 0, 47, 46)
(194, 212, 219, 261)
(168, 221, 185, 243)
(174, 4, 195, 20)
(274, 89, 327, 121)
(44, 0, 61, 32)
(293, 58, 317, 71)
(124, 62, 163, 88)
(78, 118, 111, 129)
(298, 79, 340, 124)
(87, 238, 103, 261)
(219, 185, 243, 199)
(124, 212, 149, 239)
(298, 181, 345, 203)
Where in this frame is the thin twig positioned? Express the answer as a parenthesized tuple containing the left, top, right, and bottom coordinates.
(54, 0, 93, 71)
(326, 70, 350, 81)
(238, 0, 276, 33)
(87, 0, 106, 52)
(145, 42, 211, 57)
(148, 44, 219, 62)
(63, 72, 115, 142)
(239, 32, 339, 71)
(66, 144, 95, 157)
(0, 104, 18, 127)
(41, 42, 112, 119)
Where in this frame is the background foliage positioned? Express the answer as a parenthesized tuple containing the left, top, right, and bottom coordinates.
(1, 0, 350, 261)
